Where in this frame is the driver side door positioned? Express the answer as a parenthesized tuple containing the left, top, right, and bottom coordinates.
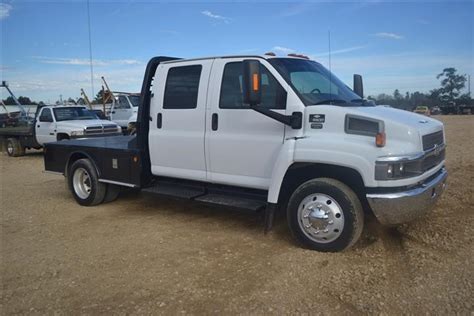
(35, 108, 56, 144)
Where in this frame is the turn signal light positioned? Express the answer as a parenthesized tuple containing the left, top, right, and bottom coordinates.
(376, 132, 386, 147)
(252, 73, 259, 91)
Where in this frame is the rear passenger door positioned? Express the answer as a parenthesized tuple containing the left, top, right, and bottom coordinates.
(149, 60, 213, 181)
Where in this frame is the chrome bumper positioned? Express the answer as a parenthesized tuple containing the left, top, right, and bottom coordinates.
(366, 167, 448, 225)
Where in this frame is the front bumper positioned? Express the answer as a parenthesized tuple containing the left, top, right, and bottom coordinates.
(366, 167, 447, 225)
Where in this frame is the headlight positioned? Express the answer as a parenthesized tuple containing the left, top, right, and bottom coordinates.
(375, 160, 423, 180)
(71, 130, 85, 136)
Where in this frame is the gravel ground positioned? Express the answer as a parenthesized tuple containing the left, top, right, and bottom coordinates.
(1, 115, 473, 314)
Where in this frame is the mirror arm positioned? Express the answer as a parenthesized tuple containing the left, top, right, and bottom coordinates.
(249, 105, 302, 129)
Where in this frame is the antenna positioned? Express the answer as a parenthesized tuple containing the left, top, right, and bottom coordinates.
(328, 30, 332, 101)
(86, 0, 95, 98)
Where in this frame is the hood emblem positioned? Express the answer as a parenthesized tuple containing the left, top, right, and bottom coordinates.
(419, 120, 429, 123)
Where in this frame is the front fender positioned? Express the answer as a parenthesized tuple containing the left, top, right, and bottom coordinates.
(267, 137, 375, 203)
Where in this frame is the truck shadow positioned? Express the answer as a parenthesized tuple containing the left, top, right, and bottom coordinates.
(117, 190, 395, 251)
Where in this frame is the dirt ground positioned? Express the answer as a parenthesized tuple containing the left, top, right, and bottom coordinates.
(1, 115, 473, 314)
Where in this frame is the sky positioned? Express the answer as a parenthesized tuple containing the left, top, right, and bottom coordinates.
(1, 0, 473, 103)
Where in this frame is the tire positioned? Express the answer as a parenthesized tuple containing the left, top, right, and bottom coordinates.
(68, 159, 106, 206)
(6, 138, 25, 157)
(287, 178, 364, 252)
(103, 184, 120, 203)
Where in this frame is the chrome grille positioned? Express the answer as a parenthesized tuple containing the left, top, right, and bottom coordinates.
(422, 148, 445, 172)
(84, 124, 118, 135)
(422, 130, 444, 151)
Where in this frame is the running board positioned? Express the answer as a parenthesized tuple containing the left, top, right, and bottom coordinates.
(142, 180, 267, 212)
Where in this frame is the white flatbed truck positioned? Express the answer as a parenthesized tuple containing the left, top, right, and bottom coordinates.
(43, 55, 447, 252)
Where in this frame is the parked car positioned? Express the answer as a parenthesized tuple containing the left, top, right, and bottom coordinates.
(44, 55, 447, 252)
(414, 106, 430, 116)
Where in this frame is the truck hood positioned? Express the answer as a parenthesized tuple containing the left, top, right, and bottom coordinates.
(57, 120, 118, 129)
(349, 106, 443, 134)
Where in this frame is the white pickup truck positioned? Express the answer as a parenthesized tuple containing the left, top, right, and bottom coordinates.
(44, 55, 447, 252)
(1, 105, 121, 156)
(108, 93, 140, 131)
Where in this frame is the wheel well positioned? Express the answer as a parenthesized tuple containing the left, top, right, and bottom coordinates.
(278, 163, 368, 211)
(57, 133, 70, 141)
(65, 152, 94, 178)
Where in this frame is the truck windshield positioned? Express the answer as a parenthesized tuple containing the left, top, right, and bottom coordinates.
(128, 95, 140, 107)
(53, 107, 99, 121)
(268, 58, 366, 106)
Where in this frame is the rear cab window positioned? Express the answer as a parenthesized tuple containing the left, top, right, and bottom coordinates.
(163, 65, 202, 109)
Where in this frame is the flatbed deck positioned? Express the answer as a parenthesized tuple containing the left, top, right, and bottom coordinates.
(44, 135, 142, 187)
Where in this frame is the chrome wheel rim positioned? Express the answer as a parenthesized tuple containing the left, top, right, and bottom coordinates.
(297, 193, 345, 243)
(73, 168, 92, 199)
(7, 142, 13, 155)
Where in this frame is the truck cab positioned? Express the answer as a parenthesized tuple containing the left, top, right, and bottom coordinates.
(109, 93, 140, 130)
(44, 55, 447, 252)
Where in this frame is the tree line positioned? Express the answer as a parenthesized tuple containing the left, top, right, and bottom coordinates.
(2, 67, 472, 109)
(367, 68, 472, 110)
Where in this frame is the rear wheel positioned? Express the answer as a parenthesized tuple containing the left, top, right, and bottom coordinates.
(6, 138, 25, 157)
(287, 178, 364, 252)
(68, 159, 106, 206)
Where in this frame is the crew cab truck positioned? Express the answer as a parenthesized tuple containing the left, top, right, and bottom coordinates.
(43, 55, 448, 252)
(1, 105, 121, 157)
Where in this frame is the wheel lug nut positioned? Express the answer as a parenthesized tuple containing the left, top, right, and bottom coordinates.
(305, 224, 312, 228)
(328, 220, 334, 225)
(323, 229, 329, 233)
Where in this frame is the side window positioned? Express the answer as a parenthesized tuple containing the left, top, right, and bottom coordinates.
(40, 108, 53, 122)
(163, 65, 202, 109)
(219, 62, 287, 109)
(117, 96, 130, 109)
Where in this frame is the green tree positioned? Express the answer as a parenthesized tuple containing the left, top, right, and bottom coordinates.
(436, 68, 467, 103)
(393, 89, 403, 108)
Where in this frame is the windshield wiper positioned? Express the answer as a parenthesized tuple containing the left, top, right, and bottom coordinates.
(314, 99, 347, 105)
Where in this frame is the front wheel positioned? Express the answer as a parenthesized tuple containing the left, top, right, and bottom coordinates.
(68, 159, 106, 206)
(287, 178, 364, 252)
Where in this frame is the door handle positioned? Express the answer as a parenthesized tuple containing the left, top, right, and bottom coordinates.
(37, 125, 40, 128)
(111, 111, 115, 114)
(157, 113, 162, 129)
(212, 113, 218, 131)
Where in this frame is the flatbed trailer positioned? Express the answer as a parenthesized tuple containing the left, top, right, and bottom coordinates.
(0, 110, 43, 156)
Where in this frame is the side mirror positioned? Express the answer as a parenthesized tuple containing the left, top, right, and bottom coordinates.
(353, 74, 364, 98)
(242, 60, 262, 106)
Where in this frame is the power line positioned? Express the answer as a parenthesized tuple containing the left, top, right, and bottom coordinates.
(86, 0, 94, 98)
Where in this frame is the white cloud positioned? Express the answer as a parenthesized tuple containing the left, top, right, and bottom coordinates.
(374, 32, 404, 40)
(201, 10, 230, 23)
(0, 3, 12, 20)
(272, 46, 296, 54)
(311, 45, 367, 57)
(33, 57, 141, 66)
